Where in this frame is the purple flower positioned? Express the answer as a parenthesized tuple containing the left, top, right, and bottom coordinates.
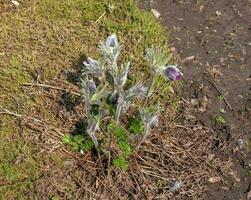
(83, 57, 98, 67)
(83, 57, 104, 77)
(105, 34, 118, 48)
(87, 80, 96, 93)
(99, 34, 121, 61)
(164, 65, 183, 81)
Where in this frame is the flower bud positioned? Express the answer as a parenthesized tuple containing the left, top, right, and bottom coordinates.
(164, 65, 183, 81)
(87, 80, 96, 94)
(105, 34, 119, 49)
(83, 57, 98, 67)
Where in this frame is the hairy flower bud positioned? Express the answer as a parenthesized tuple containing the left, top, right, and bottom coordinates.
(83, 57, 98, 67)
(118, 62, 130, 87)
(125, 82, 148, 101)
(145, 46, 172, 74)
(140, 107, 159, 128)
(164, 65, 183, 81)
(87, 80, 96, 94)
(99, 34, 121, 62)
(83, 57, 104, 77)
(105, 34, 119, 49)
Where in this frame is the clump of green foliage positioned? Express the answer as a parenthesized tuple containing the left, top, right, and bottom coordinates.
(128, 115, 144, 134)
(112, 156, 128, 171)
(109, 123, 132, 157)
(63, 34, 183, 170)
(62, 134, 94, 152)
(216, 108, 226, 125)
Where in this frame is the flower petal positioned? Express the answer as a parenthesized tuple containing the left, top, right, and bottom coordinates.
(87, 80, 96, 93)
(83, 57, 98, 67)
(106, 34, 118, 48)
(164, 65, 183, 81)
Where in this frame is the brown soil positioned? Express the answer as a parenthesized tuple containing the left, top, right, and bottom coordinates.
(141, 0, 251, 199)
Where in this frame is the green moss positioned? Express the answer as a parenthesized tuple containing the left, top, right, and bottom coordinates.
(109, 123, 132, 157)
(51, 197, 61, 200)
(128, 115, 144, 134)
(156, 179, 164, 188)
(0, 164, 19, 181)
(0, 125, 40, 199)
(62, 134, 94, 152)
(112, 156, 128, 171)
(109, 123, 132, 171)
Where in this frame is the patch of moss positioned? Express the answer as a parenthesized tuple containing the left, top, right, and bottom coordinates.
(152, 76, 182, 107)
(109, 123, 132, 171)
(128, 115, 144, 134)
(109, 123, 132, 158)
(0, 125, 40, 199)
(62, 134, 94, 152)
(112, 156, 128, 171)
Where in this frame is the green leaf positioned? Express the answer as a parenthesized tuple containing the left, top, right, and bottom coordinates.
(79, 139, 94, 151)
(72, 135, 85, 144)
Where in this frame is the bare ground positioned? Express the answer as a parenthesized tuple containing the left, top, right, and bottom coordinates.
(141, 0, 251, 199)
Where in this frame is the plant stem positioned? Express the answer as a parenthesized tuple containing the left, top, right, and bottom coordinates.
(136, 124, 150, 150)
(143, 71, 156, 107)
(115, 103, 122, 125)
(86, 102, 91, 119)
(111, 60, 124, 125)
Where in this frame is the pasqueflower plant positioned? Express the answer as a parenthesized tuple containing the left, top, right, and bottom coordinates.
(78, 34, 182, 153)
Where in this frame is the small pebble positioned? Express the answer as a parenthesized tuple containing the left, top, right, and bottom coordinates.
(151, 9, 161, 18)
(216, 10, 222, 16)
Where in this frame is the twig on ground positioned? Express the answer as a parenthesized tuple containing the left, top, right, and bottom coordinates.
(107, 131, 112, 184)
(25, 122, 62, 141)
(141, 169, 170, 181)
(22, 82, 81, 96)
(61, 148, 94, 165)
(204, 74, 233, 110)
(129, 169, 143, 193)
(94, 11, 106, 24)
(0, 108, 44, 124)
